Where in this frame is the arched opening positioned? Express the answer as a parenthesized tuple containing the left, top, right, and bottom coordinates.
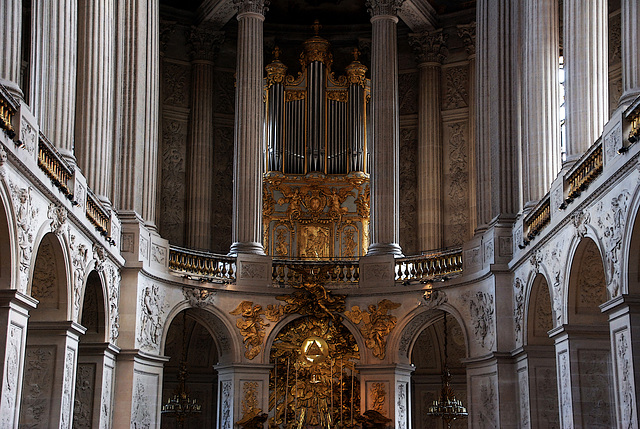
(555, 237, 614, 427)
(0, 194, 12, 289)
(627, 204, 640, 295)
(521, 273, 559, 427)
(73, 270, 116, 428)
(161, 309, 218, 429)
(411, 312, 467, 429)
(20, 232, 83, 428)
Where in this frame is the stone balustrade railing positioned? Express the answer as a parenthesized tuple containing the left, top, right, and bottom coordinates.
(564, 140, 603, 206)
(524, 195, 551, 243)
(0, 86, 17, 139)
(38, 133, 74, 198)
(86, 189, 112, 241)
(395, 248, 463, 283)
(168, 246, 236, 282)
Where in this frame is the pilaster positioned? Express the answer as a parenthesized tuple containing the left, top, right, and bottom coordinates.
(0, 0, 23, 98)
(214, 363, 271, 427)
(409, 29, 447, 251)
(229, 0, 267, 256)
(358, 363, 414, 428)
(619, 0, 640, 105)
(366, 0, 404, 257)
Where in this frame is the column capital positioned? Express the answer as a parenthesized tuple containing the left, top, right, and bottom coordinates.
(366, 0, 404, 18)
(457, 21, 476, 57)
(233, 0, 268, 17)
(187, 25, 225, 62)
(409, 29, 448, 65)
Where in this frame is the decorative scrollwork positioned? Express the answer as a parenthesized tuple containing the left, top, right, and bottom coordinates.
(345, 299, 401, 359)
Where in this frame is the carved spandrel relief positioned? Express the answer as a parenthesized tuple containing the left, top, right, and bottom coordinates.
(345, 299, 400, 359)
(466, 291, 495, 349)
(445, 122, 469, 247)
(183, 287, 215, 308)
(160, 119, 187, 246)
(10, 184, 38, 292)
(514, 278, 524, 343)
(20, 346, 55, 428)
(73, 363, 96, 428)
(138, 284, 168, 352)
(230, 301, 270, 360)
(47, 202, 67, 236)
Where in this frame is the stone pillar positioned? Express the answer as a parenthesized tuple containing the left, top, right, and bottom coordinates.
(75, 0, 116, 205)
(563, 0, 608, 161)
(620, 0, 640, 105)
(457, 22, 476, 234)
(475, 0, 521, 227)
(366, 0, 404, 257)
(229, 0, 267, 256)
(515, 346, 560, 428)
(550, 325, 615, 428)
(19, 322, 86, 429)
(409, 30, 447, 251)
(358, 364, 413, 427)
(0, 0, 23, 98)
(112, 350, 168, 428)
(30, 0, 78, 163)
(74, 343, 119, 428)
(114, 0, 160, 227)
(186, 26, 224, 250)
(602, 295, 640, 428)
(0, 291, 37, 428)
(523, 0, 560, 206)
(214, 363, 271, 427)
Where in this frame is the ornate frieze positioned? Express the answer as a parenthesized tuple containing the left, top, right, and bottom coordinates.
(186, 25, 224, 62)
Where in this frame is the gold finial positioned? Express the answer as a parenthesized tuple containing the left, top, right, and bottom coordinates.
(352, 48, 360, 62)
(272, 46, 281, 60)
(312, 20, 321, 36)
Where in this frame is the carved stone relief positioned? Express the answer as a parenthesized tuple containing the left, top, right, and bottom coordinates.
(138, 284, 168, 352)
(604, 123, 622, 165)
(20, 346, 55, 428)
(47, 203, 67, 236)
(574, 243, 606, 311)
(518, 370, 530, 429)
(183, 287, 216, 308)
(514, 278, 524, 342)
(577, 349, 612, 427)
(151, 244, 166, 265)
(160, 119, 187, 246)
(466, 291, 495, 349)
(10, 184, 38, 291)
(162, 62, 190, 108)
(371, 382, 386, 413)
(609, 16, 621, 64)
(0, 324, 21, 427)
(615, 330, 635, 428)
(445, 122, 469, 247)
(101, 365, 113, 428)
(70, 235, 89, 321)
(558, 351, 573, 428)
(442, 66, 468, 110)
(20, 120, 36, 155)
(60, 347, 75, 428)
(130, 378, 152, 429)
(399, 127, 418, 254)
(220, 380, 233, 429)
(422, 288, 447, 309)
(477, 377, 497, 429)
(230, 301, 270, 360)
(533, 279, 553, 339)
(31, 238, 58, 307)
(241, 381, 259, 417)
(105, 263, 121, 343)
(397, 382, 407, 429)
(73, 363, 96, 428)
(345, 299, 401, 359)
(399, 72, 418, 115)
(535, 366, 559, 427)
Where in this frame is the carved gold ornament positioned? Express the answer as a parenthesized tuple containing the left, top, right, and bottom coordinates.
(230, 301, 270, 360)
(345, 299, 401, 360)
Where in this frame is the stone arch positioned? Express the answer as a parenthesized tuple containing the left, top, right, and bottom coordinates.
(624, 186, 640, 295)
(29, 232, 70, 321)
(161, 302, 239, 365)
(566, 237, 608, 325)
(161, 308, 219, 429)
(0, 179, 16, 290)
(78, 270, 107, 343)
(525, 272, 554, 346)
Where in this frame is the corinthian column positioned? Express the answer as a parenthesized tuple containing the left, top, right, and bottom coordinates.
(620, 0, 640, 105)
(409, 30, 447, 251)
(457, 22, 476, 233)
(523, 0, 560, 205)
(114, 0, 160, 227)
(30, 0, 78, 163)
(564, 0, 608, 161)
(0, 0, 22, 98)
(366, 0, 404, 257)
(75, 0, 116, 204)
(186, 26, 224, 250)
(229, 0, 267, 255)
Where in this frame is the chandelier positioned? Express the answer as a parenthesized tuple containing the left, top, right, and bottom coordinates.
(427, 311, 468, 428)
(162, 311, 202, 428)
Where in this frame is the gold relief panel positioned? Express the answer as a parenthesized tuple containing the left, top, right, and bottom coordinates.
(339, 223, 360, 258)
(327, 90, 348, 103)
(285, 90, 306, 102)
(273, 224, 291, 257)
(298, 224, 331, 259)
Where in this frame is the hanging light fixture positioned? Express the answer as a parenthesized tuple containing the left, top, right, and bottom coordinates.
(162, 311, 202, 428)
(427, 311, 468, 428)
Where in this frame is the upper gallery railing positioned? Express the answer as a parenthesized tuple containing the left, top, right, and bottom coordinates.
(168, 246, 236, 283)
(272, 258, 360, 286)
(395, 248, 463, 284)
(523, 194, 551, 243)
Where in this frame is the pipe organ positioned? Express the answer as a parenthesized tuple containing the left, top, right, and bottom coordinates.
(263, 24, 371, 259)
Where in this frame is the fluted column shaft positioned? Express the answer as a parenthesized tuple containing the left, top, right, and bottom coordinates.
(564, 0, 608, 161)
(229, 2, 266, 255)
(0, 0, 22, 97)
(476, 0, 521, 226)
(523, 0, 560, 205)
(75, 0, 115, 204)
(366, 0, 404, 257)
(410, 31, 447, 251)
(186, 28, 223, 250)
(114, 0, 159, 226)
(30, 0, 78, 162)
(620, 0, 640, 104)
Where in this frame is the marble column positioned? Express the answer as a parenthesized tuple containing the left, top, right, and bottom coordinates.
(409, 30, 447, 251)
(0, 291, 37, 428)
(620, 0, 640, 105)
(366, 0, 404, 257)
(186, 27, 224, 250)
(0, 0, 23, 98)
(457, 22, 477, 234)
(114, 0, 160, 227)
(30, 0, 78, 163)
(18, 322, 86, 429)
(563, 0, 608, 161)
(75, 0, 115, 205)
(523, 0, 560, 206)
(476, 0, 520, 225)
(229, 0, 267, 256)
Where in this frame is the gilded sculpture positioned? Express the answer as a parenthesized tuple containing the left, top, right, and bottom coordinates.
(230, 301, 270, 360)
(345, 299, 401, 360)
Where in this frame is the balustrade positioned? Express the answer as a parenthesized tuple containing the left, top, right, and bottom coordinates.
(38, 133, 74, 198)
(395, 248, 463, 284)
(169, 246, 236, 282)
